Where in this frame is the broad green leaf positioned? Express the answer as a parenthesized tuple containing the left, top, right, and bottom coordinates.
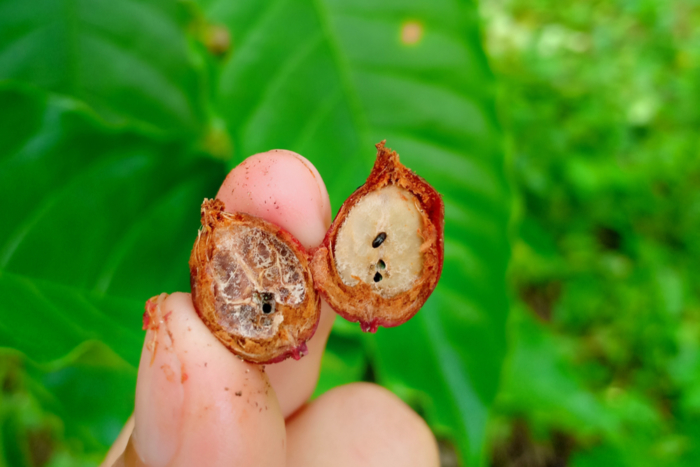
(0, 271, 142, 366)
(0, 0, 208, 133)
(33, 343, 136, 452)
(0, 84, 223, 365)
(201, 0, 502, 202)
(497, 305, 617, 437)
(1, 343, 135, 466)
(201, 1, 510, 464)
(312, 319, 367, 399)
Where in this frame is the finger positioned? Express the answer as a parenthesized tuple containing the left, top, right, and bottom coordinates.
(265, 300, 335, 417)
(216, 149, 336, 418)
(116, 293, 285, 467)
(286, 382, 440, 467)
(217, 149, 331, 248)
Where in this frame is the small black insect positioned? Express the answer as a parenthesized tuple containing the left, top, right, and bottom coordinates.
(372, 232, 387, 248)
(256, 292, 276, 314)
(373, 272, 383, 282)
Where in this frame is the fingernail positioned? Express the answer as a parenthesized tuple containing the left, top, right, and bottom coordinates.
(132, 294, 184, 467)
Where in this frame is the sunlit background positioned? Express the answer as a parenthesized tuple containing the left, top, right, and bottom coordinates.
(0, 0, 698, 466)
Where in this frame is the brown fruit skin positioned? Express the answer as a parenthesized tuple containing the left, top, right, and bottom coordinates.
(190, 199, 321, 364)
(311, 141, 445, 332)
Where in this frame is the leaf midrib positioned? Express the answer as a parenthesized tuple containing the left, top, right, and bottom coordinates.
(60, 0, 79, 95)
(310, 0, 372, 152)
(422, 300, 488, 465)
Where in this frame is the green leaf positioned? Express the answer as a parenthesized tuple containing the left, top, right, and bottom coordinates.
(0, 343, 135, 466)
(0, 271, 143, 366)
(371, 289, 507, 466)
(312, 320, 367, 399)
(201, 0, 502, 201)
(202, 1, 510, 464)
(497, 305, 617, 437)
(33, 343, 137, 451)
(0, 0, 208, 133)
(0, 84, 223, 365)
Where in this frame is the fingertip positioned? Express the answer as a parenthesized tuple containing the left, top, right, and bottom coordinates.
(286, 383, 440, 467)
(132, 293, 285, 467)
(216, 150, 331, 249)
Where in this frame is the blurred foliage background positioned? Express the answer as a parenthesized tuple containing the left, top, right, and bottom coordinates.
(482, 1, 700, 466)
(0, 0, 696, 466)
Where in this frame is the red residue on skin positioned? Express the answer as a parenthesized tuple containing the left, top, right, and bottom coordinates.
(161, 364, 176, 382)
(181, 362, 188, 383)
(143, 296, 160, 331)
(143, 294, 169, 366)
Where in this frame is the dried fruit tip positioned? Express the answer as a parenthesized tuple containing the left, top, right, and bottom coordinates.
(289, 342, 309, 361)
(311, 141, 444, 331)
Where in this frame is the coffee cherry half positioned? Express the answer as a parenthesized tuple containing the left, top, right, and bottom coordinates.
(189, 199, 320, 364)
(311, 141, 444, 332)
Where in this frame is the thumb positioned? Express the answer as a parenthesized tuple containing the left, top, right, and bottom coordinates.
(108, 293, 286, 467)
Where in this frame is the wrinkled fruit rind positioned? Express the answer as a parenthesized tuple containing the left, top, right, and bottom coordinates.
(190, 199, 320, 363)
(310, 141, 445, 333)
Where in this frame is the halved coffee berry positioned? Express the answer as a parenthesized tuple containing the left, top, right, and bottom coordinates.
(189, 199, 320, 363)
(311, 141, 444, 332)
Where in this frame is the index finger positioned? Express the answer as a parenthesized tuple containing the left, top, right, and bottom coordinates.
(215, 149, 335, 418)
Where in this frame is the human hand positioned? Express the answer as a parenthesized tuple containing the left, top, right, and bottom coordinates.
(102, 150, 439, 467)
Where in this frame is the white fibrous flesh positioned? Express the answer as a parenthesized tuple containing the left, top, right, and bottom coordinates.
(334, 185, 425, 298)
(210, 226, 305, 338)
